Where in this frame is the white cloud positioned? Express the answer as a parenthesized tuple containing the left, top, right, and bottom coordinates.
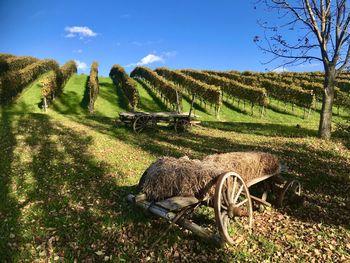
(126, 51, 177, 68)
(73, 49, 83, 54)
(126, 54, 164, 67)
(273, 67, 288, 73)
(74, 60, 87, 71)
(65, 26, 97, 39)
(137, 54, 164, 65)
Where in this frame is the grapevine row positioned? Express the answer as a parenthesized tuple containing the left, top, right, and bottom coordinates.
(0, 56, 39, 75)
(0, 59, 59, 104)
(154, 67, 221, 113)
(109, 64, 139, 111)
(88, 62, 99, 113)
(181, 69, 268, 107)
(205, 70, 315, 110)
(41, 60, 77, 110)
(130, 67, 182, 110)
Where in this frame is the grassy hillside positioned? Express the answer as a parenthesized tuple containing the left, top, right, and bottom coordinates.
(0, 74, 349, 261)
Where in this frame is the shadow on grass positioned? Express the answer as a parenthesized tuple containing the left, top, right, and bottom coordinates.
(182, 93, 212, 116)
(67, 115, 350, 231)
(80, 76, 89, 109)
(1, 113, 159, 261)
(0, 107, 21, 261)
(111, 82, 131, 112)
(222, 100, 249, 115)
(134, 78, 168, 112)
(52, 91, 86, 115)
(201, 121, 317, 137)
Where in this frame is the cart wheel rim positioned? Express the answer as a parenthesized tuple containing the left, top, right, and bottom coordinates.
(278, 180, 302, 208)
(175, 119, 190, 132)
(133, 116, 149, 133)
(214, 172, 253, 245)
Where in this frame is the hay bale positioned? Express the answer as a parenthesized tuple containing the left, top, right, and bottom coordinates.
(138, 156, 220, 201)
(138, 152, 280, 201)
(202, 152, 280, 183)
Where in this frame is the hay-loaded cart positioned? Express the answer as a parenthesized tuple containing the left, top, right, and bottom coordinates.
(119, 111, 199, 133)
(127, 153, 302, 246)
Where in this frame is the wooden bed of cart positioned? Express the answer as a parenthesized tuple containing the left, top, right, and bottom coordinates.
(119, 111, 199, 133)
(127, 170, 302, 246)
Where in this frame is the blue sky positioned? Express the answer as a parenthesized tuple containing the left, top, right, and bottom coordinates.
(0, 0, 323, 76)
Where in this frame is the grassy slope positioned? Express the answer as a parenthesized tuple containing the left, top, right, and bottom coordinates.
(0, 74, 349, 262)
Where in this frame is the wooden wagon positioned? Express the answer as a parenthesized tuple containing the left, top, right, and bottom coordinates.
(127, 165, 302, 246)
(119, 111, 199, 133)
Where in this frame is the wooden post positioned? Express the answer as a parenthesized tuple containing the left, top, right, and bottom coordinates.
(260, 106, 265, 118)
(43, 97, 48, 112)
(307, 107, 312, 119)
(188, 93, 196, 118)
(175, 90, 180, 113)
(216, 104, 221, 118)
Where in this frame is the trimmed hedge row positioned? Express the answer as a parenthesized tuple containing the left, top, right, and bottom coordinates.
(41, 60, 77, 110)
(0, 56, 39, 75)
(182, 69, 268, 106)
(155, 67, 221, 108)
(109, 64, 139, 111)
(88, 62, 99, 113)
(0, 59, 59, 104)
(131, 66, 181, 109)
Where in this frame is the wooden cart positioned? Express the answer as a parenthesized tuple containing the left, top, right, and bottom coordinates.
(127, 169, 302, 246)
(119, 111, 199, 133)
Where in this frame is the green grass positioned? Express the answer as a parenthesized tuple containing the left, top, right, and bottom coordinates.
(0, 73, 349, 262)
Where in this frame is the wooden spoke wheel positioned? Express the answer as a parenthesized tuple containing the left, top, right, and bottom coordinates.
(214, 172, 253, 245)
(133, 116, 149, 133)
(278, 180, 302, 208)
(174, 118, 190, 132)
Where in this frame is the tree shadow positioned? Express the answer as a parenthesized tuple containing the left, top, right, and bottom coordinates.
(201, 121, 317, 137)
(0, 107, 21, 261)
(68, 115, 350, 230)
(2, 113, 157, 261)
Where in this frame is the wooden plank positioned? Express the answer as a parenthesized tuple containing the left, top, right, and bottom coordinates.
(127, 194, 222, 247)
(250, 195, 272, 207)
(156, 196, 199, 211)
(246, 173, 278, 187)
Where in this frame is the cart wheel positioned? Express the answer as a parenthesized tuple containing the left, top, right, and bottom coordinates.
(278, 180, 302, 208)
(175, 119, 190, 132)
(214, 172, 253, 245)
(133, 116, 149, 133)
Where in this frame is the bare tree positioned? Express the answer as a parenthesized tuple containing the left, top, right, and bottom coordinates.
(255, 0, 350, 139)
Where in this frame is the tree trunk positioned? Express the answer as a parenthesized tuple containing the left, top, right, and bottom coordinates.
(318, 69, 336, 139)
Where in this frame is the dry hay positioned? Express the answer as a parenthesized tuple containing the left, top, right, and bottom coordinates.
(138, 152, 281, 201)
